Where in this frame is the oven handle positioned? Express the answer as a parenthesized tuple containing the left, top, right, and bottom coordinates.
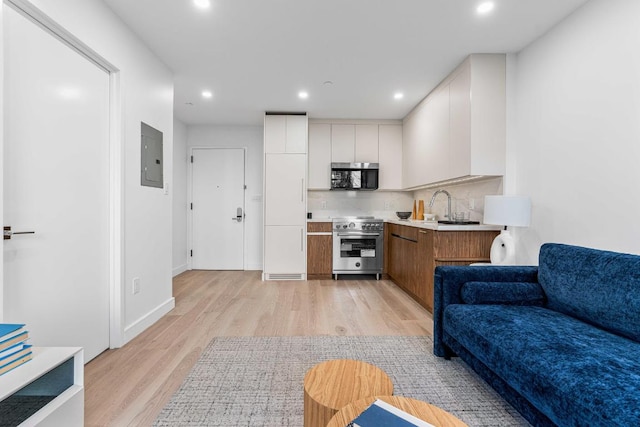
(335, 232, 382, 237)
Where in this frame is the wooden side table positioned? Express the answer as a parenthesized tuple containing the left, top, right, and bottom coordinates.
(326, 395, 468, 427)
(303, 359, 394, 427)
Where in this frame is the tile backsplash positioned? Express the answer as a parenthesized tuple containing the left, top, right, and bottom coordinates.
(307, 177, 503, 222)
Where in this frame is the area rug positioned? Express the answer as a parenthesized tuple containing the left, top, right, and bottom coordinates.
(154, 336, 530, 426)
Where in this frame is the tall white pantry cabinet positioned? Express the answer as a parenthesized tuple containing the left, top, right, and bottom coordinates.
(263, 113, 308, 280)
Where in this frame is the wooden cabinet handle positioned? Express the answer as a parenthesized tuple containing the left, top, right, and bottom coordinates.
(419, 230, 427, 234)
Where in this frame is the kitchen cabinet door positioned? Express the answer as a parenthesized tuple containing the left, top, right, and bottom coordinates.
(355, 124, 379, 163)
(378, 125, 402, 190)
(264, 225, 305, 275)
(264, 115, 287, 153)
(264, 153, 306, 226)
(449, 64, 472, 179)
(286, 115, 308, 153)
(308, 123, 331, 189)
(425, 85, 450, 183)
(331, 124, 355, 162)
(264, 114, 307, 154)
(417, 229, 435, 312)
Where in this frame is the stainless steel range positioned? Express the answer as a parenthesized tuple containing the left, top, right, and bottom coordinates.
(332, 217, 384, 280)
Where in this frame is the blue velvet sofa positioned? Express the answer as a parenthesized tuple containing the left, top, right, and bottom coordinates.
(433, 243, 640, 426)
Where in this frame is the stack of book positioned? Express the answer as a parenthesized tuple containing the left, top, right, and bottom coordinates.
(348, 399, 435, 427)
(0, 323, 32, 376)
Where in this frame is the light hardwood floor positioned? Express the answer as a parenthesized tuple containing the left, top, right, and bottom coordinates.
(84, 270, 432, 426)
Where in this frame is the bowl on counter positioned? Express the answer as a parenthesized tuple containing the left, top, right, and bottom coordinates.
(396, 211, 412, 220)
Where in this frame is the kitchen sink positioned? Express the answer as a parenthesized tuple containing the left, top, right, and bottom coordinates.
(437, 220, 480, 225)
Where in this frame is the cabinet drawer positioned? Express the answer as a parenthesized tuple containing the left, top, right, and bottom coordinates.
(307, 222, 332, 233)
(388, 223, 418, 242)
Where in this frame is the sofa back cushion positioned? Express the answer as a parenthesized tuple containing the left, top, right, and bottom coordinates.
(539, 243, 640, 342)
(460, 281, 545, 306)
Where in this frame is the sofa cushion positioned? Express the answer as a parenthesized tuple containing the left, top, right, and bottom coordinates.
(538, 243, 640, 342)
(460, 281, 545, 306)
(443, 304, 640, 426)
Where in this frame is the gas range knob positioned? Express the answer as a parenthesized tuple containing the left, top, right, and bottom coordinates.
(342, 224, 348, 229)
(349, 222, 355, 229)
(335, 224, 341, 229)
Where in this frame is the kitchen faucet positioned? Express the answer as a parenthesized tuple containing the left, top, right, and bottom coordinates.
(429, 189, 452, 221)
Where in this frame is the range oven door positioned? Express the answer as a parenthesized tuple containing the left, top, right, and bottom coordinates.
(332, 232, 383, 274)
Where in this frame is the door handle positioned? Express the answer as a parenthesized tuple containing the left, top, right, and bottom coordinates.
(4, 226, 35, 240)
(231, 207, 243, 222)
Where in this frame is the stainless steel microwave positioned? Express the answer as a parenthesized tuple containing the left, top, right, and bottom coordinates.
(330, 163, 379, 190)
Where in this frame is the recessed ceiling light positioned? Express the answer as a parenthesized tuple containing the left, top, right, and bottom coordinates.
(298, 91, 309, 99)
(394, 92, 404, 100)
(201, 90, 213, 99)
(476, 1, 495, 15)
(193, 0, 211, 9)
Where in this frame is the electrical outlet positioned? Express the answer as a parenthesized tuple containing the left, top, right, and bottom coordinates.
(384, 201, 391, 210)
(469, 198, 475, 210)
(132, 278, 140, 295)
(321, 200, 327, 209)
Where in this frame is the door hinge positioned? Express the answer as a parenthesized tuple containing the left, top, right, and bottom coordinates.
(190, 155, 194, 163)
(190, 250, 193, 257)
(190, 203, 193, 210)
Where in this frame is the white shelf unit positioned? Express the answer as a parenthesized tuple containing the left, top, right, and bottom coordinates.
(0, 347, 84, 427)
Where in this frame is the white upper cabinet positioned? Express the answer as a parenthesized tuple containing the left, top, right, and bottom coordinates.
(331, 124, 355, 162)
(402, 54, 505, 189)
(449, 63, 472, 178)
(264, 115, 286, 153)
(264, 114, 307, 154)
(285, 115, 308, 153)
(355, 124, 379, 163)
(378, 125, 403, 190)
(308, 120, 402, 190)
(308, 123, 332, 190)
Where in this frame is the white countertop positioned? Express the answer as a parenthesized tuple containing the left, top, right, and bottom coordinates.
(385, 218, 502, 231)
(307, 217, 502, 231)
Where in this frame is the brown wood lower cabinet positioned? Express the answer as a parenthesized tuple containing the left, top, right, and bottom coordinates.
(307, 222, 332, 279)
(387, 223, 498, 313)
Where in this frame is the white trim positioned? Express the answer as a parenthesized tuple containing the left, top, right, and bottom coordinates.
(123, 298, 175, 344)
(1, 0, 125, 347)
(0, 2, 5, 320)
(172, 264, 188, 277)
(109, 71, 125, 348)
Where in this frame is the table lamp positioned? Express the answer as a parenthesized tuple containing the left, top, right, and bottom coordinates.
(483, 195, 531, 265)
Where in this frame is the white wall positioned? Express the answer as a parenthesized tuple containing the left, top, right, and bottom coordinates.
(17, 0, 175, 344)
(308, 191, 414, 220)
(173, 119, 188, 276)
(413, 178, 503, 223)
(187, 125, 264, 270)
(512, 0, 640, 263)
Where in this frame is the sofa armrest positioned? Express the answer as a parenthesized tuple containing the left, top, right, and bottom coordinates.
(433, 265, 539, 357)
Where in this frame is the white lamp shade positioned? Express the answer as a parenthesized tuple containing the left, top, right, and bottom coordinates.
(483, 195, 531, 227)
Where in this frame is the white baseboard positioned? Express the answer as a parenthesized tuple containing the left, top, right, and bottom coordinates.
(172, 263, 188, 277)
(245, 263, 263, 271)
(123, 297, 175, 344)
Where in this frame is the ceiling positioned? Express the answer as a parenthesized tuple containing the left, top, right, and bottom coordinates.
(102, 0, 589, 126)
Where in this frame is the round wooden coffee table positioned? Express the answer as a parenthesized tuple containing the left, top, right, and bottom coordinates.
(303, 359, 394, 427)
(326, 395, 468, 427)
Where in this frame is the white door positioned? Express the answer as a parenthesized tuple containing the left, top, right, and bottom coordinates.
(191, 148, 245, 270)
(3, 6, 110, 362)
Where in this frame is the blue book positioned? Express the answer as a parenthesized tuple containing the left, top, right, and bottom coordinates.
(0, 323, 25, 340)
(0, 351, 32, 375)
(0, 342, 30, 359)
(0, 324, 28, 352)
(348, 399, 435, 427)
